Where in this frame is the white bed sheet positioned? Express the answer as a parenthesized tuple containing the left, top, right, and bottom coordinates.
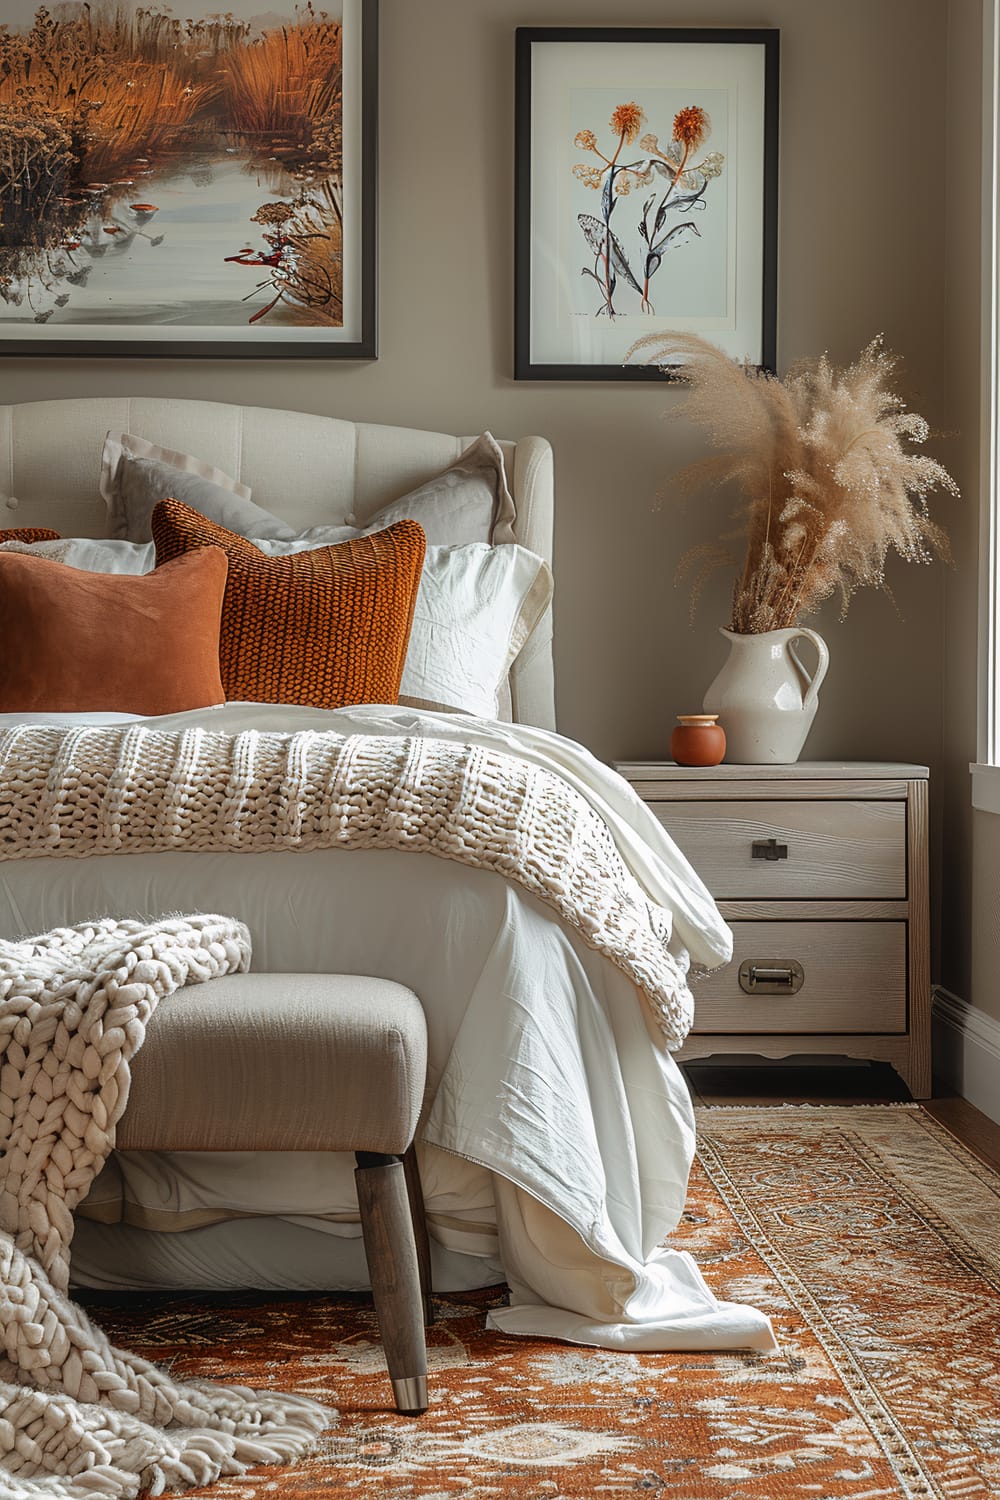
(0, 702, 775, 1352)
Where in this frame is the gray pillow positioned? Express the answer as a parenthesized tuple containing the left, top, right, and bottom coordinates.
(336, 433, 518, 547)
(242, 433, 518, 549)
(193, 432, 517, 550)
(101, 430, 516, 548)
(101, 431, 298, 544)
(109, 456, 298, 544)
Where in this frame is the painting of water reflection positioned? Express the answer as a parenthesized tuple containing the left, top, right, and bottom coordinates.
(0, 0, 376, 355)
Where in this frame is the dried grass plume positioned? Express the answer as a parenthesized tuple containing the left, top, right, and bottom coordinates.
(626, 331, 958, 632)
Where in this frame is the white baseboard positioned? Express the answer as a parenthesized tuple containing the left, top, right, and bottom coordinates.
(932, 988, 1000, 1125)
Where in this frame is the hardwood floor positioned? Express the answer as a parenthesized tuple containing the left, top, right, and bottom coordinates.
(683, 1061, 1000, 1174)
(921, 1095, 1000, 1174)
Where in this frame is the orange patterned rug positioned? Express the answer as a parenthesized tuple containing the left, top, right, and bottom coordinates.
(82, 1104, 1000, 1499)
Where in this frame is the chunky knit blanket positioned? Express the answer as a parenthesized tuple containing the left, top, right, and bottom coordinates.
(0, 914, 330, 1499)
(0, 725, 695, 1048)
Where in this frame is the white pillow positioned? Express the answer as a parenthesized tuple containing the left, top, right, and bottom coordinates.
(0, 537, 154, 572)
(403, 545, 550, 717)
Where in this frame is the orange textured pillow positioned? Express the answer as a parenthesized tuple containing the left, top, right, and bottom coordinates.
(0, 547, 227, 714)
(0, 528, 61, 544)
(151, 499, 426, 708)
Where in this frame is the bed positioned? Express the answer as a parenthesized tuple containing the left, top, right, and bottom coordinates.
(0, 397, 775, 1353)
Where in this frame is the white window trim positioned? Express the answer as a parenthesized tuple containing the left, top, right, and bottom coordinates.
(972, 0, 1000, 814)
(972, 762, 1000, 815)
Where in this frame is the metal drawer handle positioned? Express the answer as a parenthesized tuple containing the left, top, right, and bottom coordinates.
(752, 838, 788, 861)
(738, 960, 805, 995)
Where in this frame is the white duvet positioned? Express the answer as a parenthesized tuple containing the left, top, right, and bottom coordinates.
(0, 702, 776, 1353)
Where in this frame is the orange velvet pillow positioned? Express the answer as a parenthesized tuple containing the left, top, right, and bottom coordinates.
(0, 528, 61, 544)
(151, 499, 426, 708)
(0, 547, 227, 714)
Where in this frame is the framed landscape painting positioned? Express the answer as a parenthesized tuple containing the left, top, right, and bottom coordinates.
(0, 0, 376, 357)
(514, 27, 779, 380)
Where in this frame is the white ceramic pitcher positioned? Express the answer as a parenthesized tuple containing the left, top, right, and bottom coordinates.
(702, 627, 830, 764)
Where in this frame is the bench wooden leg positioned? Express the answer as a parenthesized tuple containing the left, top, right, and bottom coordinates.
(355, 1153, 428, 1415)
(402, 1143, 433, 1325)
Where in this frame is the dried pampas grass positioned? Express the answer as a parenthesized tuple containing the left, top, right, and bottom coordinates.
(626, 331, 958, 633)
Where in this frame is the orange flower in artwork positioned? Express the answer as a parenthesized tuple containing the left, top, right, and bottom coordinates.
(609, 101, 644, 143)
(672, 104, 710, 149)
(570, 96, 724, 319)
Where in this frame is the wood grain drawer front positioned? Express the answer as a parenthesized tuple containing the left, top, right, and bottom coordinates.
(651, 800, 906, 899)
(692, 921, 907, 1034)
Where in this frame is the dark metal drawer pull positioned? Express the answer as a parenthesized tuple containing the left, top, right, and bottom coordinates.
(738, 960, 805, 995)
(752, 838, 788, 861)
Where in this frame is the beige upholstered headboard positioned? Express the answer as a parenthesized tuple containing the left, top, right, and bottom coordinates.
(0, 397, 556, 730)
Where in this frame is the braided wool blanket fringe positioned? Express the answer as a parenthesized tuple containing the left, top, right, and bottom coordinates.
(0, 725, 695, 1048)
(0, 915, 330, 1498)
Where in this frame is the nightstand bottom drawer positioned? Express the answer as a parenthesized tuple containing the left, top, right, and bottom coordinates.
(691, 921, 907, 1034)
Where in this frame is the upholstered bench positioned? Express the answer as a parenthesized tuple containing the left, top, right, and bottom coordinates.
(117, 972, 432, 1416)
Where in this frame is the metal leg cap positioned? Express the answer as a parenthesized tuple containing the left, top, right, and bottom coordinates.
(392, 1375, 428, 1416)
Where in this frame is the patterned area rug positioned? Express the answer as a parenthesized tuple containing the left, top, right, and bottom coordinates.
(82, 1104, 1000, 1498)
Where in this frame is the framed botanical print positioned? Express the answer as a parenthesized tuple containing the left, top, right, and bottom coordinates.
(514, 27, 779, 380)
(0, 0, 377, 358)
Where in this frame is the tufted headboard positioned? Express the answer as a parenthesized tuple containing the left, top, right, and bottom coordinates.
(0, 397, 556, 730)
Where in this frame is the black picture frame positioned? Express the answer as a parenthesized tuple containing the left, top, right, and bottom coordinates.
(0, 0, 377, 359)
(514, 26, 779, 381)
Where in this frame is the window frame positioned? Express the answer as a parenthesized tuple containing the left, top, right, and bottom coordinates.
(971, 0, 1000, 813)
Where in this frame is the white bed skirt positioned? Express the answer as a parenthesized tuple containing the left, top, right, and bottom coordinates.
(72, 1143, 505, 1292)
(71, 1219, 507, 1296)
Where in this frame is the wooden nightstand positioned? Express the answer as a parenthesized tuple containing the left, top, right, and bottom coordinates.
(614, 761, 931, 1098)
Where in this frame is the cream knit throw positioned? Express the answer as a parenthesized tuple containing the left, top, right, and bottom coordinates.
(0, 725, 695, 1047)
(0, 914, 330, 1499)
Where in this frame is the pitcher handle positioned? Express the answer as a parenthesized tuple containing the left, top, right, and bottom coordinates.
(788, 628, 830, 711)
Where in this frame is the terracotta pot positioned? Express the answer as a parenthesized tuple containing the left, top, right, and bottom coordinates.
(702, 626, 829, 764)
(670, 714, 726, 767)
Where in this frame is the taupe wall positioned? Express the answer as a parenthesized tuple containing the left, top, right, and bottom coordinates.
(0, 0, 951, 769)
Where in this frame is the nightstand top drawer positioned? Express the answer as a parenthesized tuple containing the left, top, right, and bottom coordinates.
(615, 760, 929, 782)
(650, 799, 906, 899)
